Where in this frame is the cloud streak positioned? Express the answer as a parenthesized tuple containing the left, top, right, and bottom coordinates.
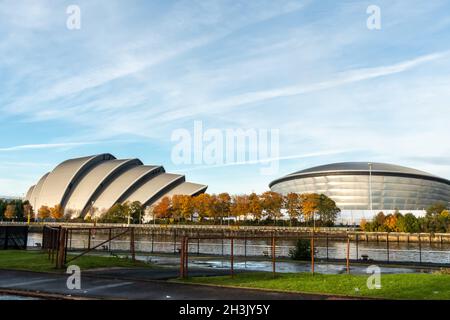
(0, 142, 96, 152)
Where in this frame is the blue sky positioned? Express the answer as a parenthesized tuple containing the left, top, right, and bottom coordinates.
(1, 0, 450, 197)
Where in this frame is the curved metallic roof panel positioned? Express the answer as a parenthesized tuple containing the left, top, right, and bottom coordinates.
(36, 154, 115, 209)
(269, 162, 450, 188)
(28, 172, 50, 208)
(25, 185, 35, 202)
(152, 182, 208, 205)
(64, 158, 143, 215)
(26, 154, 208, 216)
(92, 165, 162, 212)
(123, 173, 185, 206)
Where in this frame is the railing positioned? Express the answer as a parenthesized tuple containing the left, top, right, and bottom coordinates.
(42, 225, 136, 269)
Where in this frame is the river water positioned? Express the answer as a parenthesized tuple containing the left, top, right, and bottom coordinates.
(28, 232, 450, 265)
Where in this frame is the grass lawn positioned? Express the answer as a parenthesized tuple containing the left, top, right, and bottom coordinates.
(181, 272, 450, 300)
(0, 250, 153, 273)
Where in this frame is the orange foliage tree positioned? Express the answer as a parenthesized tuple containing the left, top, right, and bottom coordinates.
(153, 197, 172, 220)
(248, 193, 262, 221)
(38, 205, 51, 220)
(260, 191, 283, 222)
(50, 204, 64, 220)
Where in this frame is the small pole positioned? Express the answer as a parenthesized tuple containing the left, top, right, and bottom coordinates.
(231, 237, 234, 278)
(346, 237, 350, 274)
(173, 229, 177, 254)
(386, 233, 390, 264)
(69, 229, 72, 251)
(64, 229, 69, 264)
(311, 236, 315, 275)
(197, 232, 200, 255)
(272, 235, 276, 278)
(151, 230, 154, 253)
(244, 234, 247, 259)
(108, 228, 112, 252)
(222, 233, 224, 257)
(356, 234, 359, 261)
(88, 228, 91, 250)
(130, 227, 135, 262)
(185, 237, 189, 278)
(180, 237, 185, 278)
(419, 234, 422, 264)
(326, 232, 329, 261)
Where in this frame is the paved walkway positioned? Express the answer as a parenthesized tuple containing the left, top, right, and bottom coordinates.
(0, 269, 342, 300)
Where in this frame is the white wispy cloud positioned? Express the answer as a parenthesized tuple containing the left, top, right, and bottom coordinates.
(0, 142, 96, 152)
(158, 51, 450, 122)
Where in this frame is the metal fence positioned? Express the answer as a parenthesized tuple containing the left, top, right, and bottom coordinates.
(0, 226, 28, 250)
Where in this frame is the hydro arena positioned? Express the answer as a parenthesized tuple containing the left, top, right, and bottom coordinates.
(25, 154, 207, 219)
(269, 162, 450, 224)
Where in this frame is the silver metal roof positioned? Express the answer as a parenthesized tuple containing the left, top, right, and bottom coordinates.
(291, 162, 438, 177)
(270, 162, 450, 187)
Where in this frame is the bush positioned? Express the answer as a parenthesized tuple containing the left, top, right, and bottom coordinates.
(289, 239, 314, 261)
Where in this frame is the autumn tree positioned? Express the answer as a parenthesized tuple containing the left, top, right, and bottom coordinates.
(23, 202, 34, 221)
(284, 193, 301, 224)
(230, 195, 249, 221)
(38, 205, 51, 220)
(248, 193, 262, 221)
(153, 197, 172, 220)
(193, 193, 212, 220)
(216, 193, 231, 224)
(316, 194, 340, 226)
(180, 195, 195, 221)
(384, 214, 399, 232)
(260, 191, 283, 222)
(171, 195, 184, 221)
(50, 204, 64, 220)
(300, 193, 320, 224)
(4, 204, 17, 220)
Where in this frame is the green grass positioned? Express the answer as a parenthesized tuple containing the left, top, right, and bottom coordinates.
(181, 272, 450, 300)
(0, 250, 153, 273)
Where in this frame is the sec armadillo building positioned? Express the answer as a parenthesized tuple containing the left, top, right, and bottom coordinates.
(25, 154, 207, 218)
(269, 162, 450, 223)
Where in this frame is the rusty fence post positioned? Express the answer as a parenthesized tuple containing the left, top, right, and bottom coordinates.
(56, 228, 67, 269)
(180, 237, 185, 278)
(185, 237, 189, 278)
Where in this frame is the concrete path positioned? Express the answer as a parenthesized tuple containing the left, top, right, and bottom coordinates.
(0, 269, 341, 300)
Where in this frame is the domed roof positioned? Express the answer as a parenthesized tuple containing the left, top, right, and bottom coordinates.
(292, 162, 437, 177)
(25, 153, 207, 217)
(269, 162, 450, 187)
